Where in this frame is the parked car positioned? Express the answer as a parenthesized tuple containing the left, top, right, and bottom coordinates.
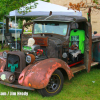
(0, 16, 100, 97)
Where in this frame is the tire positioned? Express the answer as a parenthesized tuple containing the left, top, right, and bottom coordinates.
(37, 69, 64, 97)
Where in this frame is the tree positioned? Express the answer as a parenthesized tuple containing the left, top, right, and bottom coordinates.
(0, 0, 50, 33)
(68, 0, 100, 23)
(0, 0, 49, 19)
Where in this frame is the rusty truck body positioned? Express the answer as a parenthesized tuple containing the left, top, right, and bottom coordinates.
(0, 15, 100, 96)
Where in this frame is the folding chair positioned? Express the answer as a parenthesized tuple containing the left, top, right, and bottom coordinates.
(4, 33, 21, 50)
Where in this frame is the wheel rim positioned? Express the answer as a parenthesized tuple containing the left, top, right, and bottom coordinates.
(45, 74, 61, 93)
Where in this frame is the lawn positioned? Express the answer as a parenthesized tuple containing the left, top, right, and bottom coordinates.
(0, 44, 100, 100)
(0, 43, 9, 52)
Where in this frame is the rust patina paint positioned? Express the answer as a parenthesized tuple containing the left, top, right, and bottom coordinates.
(18, 58, 74, 89)
(0, 57, 6, 72)
(0, 52, 2, 56)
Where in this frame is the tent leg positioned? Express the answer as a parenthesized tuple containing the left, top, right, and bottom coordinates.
(1, 43, 3, 49)
(15, 15, 17, 50)
(1, 16, 4, 49)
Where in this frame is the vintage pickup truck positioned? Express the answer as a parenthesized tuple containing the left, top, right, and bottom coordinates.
(0, 15, 100, 97)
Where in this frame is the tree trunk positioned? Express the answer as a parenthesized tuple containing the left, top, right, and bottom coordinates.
(6, 17, 9, 33)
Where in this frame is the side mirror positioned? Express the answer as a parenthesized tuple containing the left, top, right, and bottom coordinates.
(94, 31, 97, 34)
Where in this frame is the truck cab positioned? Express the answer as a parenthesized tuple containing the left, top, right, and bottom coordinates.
(22, 15, 93, 72)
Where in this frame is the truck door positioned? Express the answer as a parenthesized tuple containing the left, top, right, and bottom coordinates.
(84, 22, 92, 72)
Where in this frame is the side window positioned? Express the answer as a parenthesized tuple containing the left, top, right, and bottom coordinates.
(69, 29, 85, 54)
(69, 23, 79, 47)
(71, 35, 79, 47)
(34, 23, 42, 34)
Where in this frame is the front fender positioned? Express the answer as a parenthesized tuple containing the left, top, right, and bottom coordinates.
(18, 58, 74, 89)
(0, 56, 6, 72)
(0, 52, 2, 56)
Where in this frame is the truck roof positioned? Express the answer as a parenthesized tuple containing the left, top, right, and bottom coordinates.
(34, 15, 87, 22)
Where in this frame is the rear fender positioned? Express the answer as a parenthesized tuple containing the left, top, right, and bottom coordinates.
(18, 58, 74, 89)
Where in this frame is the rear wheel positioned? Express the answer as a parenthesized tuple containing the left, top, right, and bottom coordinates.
(37, 69, 64, 97)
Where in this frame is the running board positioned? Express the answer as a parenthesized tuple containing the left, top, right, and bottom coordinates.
(71, 62, 99, 73)
(71, 64, 86, 73)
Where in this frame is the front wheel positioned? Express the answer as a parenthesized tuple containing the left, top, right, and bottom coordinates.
(37, 69, 64, 97)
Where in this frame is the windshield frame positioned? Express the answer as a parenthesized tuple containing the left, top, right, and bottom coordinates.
(33, 21, 69, 36)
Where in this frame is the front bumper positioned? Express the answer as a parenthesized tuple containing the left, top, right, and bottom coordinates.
(0, 80, 35, 91)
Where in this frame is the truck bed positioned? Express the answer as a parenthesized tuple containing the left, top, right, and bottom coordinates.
(92, 36, 100, 42)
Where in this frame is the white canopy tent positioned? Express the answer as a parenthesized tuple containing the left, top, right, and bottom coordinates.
(6, 1, 82, 49)
(9, 1, 82, 17)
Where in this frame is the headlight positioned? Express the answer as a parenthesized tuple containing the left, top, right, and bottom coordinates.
(26, 54, 35, 64)
(26, 55, 31, 63)
(3, 51, 7, 58)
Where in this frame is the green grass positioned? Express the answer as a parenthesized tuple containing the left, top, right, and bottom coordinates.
(0, 43, 9, 52)
(0, 45, 100, 100)
(0, 68, 100, 100)
(23, 30, 32, 34)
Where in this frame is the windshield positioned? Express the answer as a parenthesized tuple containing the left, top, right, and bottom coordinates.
(34, 22, 68, 36)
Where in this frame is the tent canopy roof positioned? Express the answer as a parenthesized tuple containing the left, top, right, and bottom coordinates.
(8, 1, 82, 17)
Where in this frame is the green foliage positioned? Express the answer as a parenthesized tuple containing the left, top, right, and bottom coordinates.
(18, 1, 38, 15)
(93, 0, 99, 4)
(18, 19, 23, 29)
(0, 0, 50, 19)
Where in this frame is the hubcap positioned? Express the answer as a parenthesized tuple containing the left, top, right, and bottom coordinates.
(46, 74, 60, 92)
